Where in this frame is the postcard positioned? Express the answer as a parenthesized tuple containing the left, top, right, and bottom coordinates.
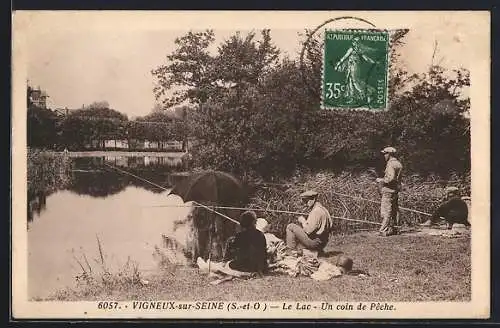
(12, 10, 490, 319)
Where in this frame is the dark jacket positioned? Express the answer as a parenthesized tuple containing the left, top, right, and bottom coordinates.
(432, 197, 469, 225)
(227, 228, 267, 273)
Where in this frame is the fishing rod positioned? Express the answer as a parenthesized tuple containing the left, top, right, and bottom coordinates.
(329, 191, 432, 217)
(104, 161, 438, 218)
(104, 162, 428, 226)
(103, 162, 240, 225)
(103, 163, 382, 226)
(144, 203, 382, 226)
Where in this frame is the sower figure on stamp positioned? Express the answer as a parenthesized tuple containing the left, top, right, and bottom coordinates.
(334, 36, 378, 105)
(376, 147, 403, 237)
(285, 190, 333, 256)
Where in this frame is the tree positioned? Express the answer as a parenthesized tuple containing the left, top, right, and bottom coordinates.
(87, 101, 111, 110)
(153, 29, 471, 180)
(128, 109, 187, 145)
(152, 30, 217, 108)
(27, 85, 58, 149)
(27, 106, 58, 148)
(382, 66, 471, 176)
(184, 31, 281, 177)
(60, 104, 128, 149)
(213, 30, 280, 97)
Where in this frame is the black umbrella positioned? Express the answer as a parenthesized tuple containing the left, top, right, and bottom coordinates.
(169, 170, 246, 206)
(169, 171, 246, 268)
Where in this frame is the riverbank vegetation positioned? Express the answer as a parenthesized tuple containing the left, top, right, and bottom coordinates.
(27, 148, 72, 196)
(248, 170, 471, 239)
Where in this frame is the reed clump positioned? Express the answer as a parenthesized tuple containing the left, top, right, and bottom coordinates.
(27, 148, 72, 196)
(248, 170, 471, 238)
(51, 235, 144, 300)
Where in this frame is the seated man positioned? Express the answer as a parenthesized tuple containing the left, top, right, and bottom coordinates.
(285, 190, 333, 255)
(222, 211, 268, 274)
(421, 186, 470, 229)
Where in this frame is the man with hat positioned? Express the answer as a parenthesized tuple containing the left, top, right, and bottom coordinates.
(285, 190, 333, 255)
(421, 186, 470, 229)
(376, 146, 403, 236)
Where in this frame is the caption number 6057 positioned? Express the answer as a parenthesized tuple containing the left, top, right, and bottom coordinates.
(325, 83, 345, 99)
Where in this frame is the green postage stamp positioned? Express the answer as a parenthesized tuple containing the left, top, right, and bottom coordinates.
(322, 29, 390, 110)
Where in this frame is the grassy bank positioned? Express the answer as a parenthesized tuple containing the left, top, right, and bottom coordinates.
(47, 231, 470, 302)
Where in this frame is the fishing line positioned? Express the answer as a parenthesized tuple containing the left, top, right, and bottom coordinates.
(103, 162, 240, 225)
(104, 163, 379, 225)
(328, 191, 432, 217)
(142, 204, 381, 226)
(103, 162, 430, 226)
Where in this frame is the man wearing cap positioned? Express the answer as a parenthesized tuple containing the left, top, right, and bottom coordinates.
(376, 147, 403, 236)
(421, 187, 470, 229)
(285, 190, 333, 255)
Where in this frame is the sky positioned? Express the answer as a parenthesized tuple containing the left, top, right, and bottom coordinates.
(23, 11, 488, 118)
(27, 28, 305, 118)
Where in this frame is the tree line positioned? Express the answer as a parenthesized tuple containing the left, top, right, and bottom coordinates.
(27, 94, 188, 151)
(151, 29, 470, 179)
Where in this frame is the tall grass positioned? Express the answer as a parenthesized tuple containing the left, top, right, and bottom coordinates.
(248, 171, 471, 238)
(51, 235, 144, 300)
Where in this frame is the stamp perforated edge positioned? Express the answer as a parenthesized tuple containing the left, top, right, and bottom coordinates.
(320, 28, 396, 112)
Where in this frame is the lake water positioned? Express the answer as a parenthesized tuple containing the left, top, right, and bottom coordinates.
(27, 155, 194, 299)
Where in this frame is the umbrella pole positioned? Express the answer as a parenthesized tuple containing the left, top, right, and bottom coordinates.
(208, 211, 213, 274)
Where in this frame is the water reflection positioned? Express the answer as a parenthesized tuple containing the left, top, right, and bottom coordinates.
(70, 171, 129, 197)
(28, 155, 188, 223)
(27, 191, 47, 223)
(27, 154, 194, 299)
(28, 186, 193, 299)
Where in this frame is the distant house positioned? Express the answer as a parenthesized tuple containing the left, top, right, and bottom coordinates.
(29, 86, 48, 109)
(53, 107, 76, 117)
(163, 141, 183, 151)
(144, 140, 160, 149)
(104, 140, 128, 149)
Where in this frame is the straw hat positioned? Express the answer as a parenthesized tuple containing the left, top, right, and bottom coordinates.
(256, 218, 269, 232)
(300, 190, 318, 198)
(445, 186, 459, 193)
(381, 146, 397, 154)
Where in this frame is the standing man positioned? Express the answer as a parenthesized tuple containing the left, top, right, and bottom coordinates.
(376, 147, 403, 236)
(286, 190, 333, 255)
